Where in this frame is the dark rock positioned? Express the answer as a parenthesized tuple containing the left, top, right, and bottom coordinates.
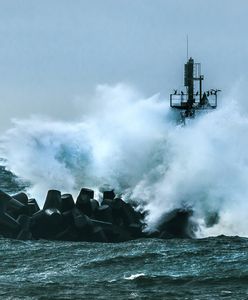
(0, 186, 197, 242)
(111, 198, 124, 210)
(16, 215, 33, 240)
(94, 205, 113, 223)
(91, 219, 113, 230)
(72, 207, 92, 229)
(0, 190, 27, 223)
(61, 194, 75, 212)
(101, 198, 113, 206)
(103, 190, 115, 201)
(90, 226, 108, 243)
(128, 223, 144, 238)
(43, 190, 62, 210)
(17, 215, 31, 230)
(0, 190, 27, 218)
(157, 208, 194, 238)
(122, 203, 141, 226)
(56, 209, 89, 241)
(30, 208, 63, 239)
(62, 210, 74, 227)
(91, 219, 131, 242)
(7, 198, 25, 211)
(145, 229, 161, 238)
(12, 192, 29, 206)
(76, 188, 94, 216)
(16, 229, 32, 240)
(28, 198, 40, 214)
(28, 203, 39, 216)
(0, 212, 20, 230)
(112, 200, 142, 228)
(0, 190, 8, 211)
(45, 208, 62, 222)
(55, 226, 78, 241)
(77, 188, 94, 201)
(90, 199, 99, 213)
(71, 207, 94, 241)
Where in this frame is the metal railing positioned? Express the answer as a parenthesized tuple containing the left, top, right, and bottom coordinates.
(170, 93, 217, 109)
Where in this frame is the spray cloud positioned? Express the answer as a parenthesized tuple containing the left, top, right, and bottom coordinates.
(1, 82, 248, 237)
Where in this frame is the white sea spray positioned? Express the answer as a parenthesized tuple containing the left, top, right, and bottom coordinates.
(1, 83, 248, 237)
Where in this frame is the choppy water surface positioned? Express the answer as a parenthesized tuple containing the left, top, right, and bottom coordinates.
(1, 90, 248, 299)
(0, 164, 27, 194)
(0, 236, 247, 299)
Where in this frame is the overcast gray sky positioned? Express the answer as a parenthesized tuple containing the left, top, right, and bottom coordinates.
(0, 0, 247, 131)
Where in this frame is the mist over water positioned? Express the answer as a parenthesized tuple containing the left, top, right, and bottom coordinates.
(0, 83, 248, 237)
(0, 84, 169, 199)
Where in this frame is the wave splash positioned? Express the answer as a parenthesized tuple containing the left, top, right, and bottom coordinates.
(1, 83, 248, 237)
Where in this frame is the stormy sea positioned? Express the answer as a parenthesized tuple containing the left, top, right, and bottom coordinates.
(0, 234, 247, 299)
(0, 84, 248, 299)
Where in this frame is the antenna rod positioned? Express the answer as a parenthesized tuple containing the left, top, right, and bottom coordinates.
(187, 35, 189, 60)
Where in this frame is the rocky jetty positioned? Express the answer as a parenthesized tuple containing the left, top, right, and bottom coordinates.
(0, 188, 194, 242)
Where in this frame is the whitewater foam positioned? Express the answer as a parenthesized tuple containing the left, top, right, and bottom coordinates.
(1, 83, 248, 237)
(124, 273, 145, 280)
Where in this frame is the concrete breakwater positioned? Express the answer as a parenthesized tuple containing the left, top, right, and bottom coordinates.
(0, 188, 194, 242)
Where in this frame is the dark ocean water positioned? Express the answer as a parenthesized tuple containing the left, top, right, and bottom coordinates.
(0, 237, 248, 299)
(0, 166, 248, 299)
